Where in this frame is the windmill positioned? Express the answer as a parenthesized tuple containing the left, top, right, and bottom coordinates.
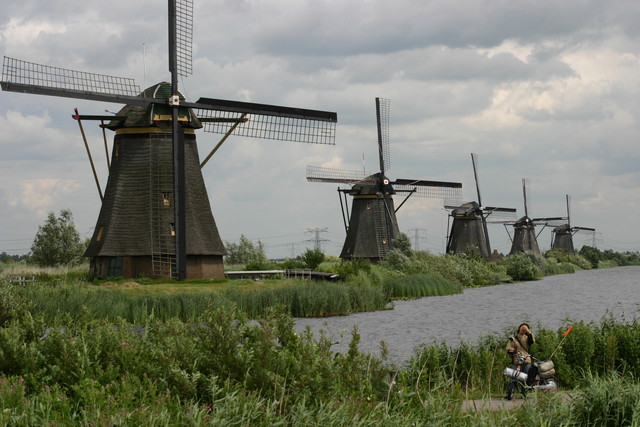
(307, 97, 462, 261)
(505, 179, 541, 255)
(1, 0, 337, 280)
(505, 179, 571, 255)
(445, 153, 517, 258)
(536, 195, 595, 253)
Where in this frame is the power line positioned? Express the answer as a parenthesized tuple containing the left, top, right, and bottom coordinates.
(406, 228, 427, 250)
(305, 227, 329, 251)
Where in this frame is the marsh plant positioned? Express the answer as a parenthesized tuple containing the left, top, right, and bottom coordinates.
(1, 306, 640, 424)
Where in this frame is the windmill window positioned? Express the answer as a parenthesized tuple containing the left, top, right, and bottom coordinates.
(115, 143, 119, 157)
(96, 226, 104, 241)
(170, 223, 176, 236)
(366, 204, 371, 210)
(162, 192, 172, 207)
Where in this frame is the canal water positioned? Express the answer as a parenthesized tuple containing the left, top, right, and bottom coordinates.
(294, 266, 640, 366)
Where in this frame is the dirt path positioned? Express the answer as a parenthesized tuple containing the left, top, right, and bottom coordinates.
(462, 392, 574, 412)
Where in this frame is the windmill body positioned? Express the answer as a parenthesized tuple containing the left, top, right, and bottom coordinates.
(446, 153, 516, 258)
(340, 174, 400, 260)
(84, 83, 226, 279)
(446, 202, 492, 258)
(508, 179, 541, 256)
(308, 98, 462, 261)
(509, 216, 541, 255)
(551, 224, 575, 252)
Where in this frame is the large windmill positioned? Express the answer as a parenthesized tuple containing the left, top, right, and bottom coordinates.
(536, 195, 595, 253)
(445, 153, 517, 258)
(307, 98, 462, 261)
(1, 0, 337, 280)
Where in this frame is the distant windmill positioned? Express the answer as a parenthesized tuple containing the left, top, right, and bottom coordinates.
(536, 195, 595, 253)
(505, 179, 566, 255)
(307, 98, 462, 261)
(445, 153, 517, 258)
(505, 179, 541, 255)
(1, 0, 337, 280)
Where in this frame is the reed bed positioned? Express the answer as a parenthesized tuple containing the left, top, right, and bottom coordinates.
(383, 272, 463, 299)
(6, 278, 389, 322)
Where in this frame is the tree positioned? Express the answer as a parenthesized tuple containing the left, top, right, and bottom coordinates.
(225, 235, 267, 265)
(30, 209, 85, 267)
(579, 245, 603, 269)
(301, 248, 325, 270)
(392, 232, 413, 257)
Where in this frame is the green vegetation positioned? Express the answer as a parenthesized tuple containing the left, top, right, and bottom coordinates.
(300, 248, 325, 270)
(29, 209, 86, 267)
(1, 244, 638, 323)
(383, 272, 462, 299)
(224, 234, 267, 266)
(1, 295, 640, 424)
(502, 252, 544, 281)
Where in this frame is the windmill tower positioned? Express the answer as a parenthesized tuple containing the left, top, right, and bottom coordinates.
(507, 179, 541, 255)
(548, 195, 595, 253)
(445, 153, 516, 258)
(307, 98, 462, 261)
(1, 0, 337, 280)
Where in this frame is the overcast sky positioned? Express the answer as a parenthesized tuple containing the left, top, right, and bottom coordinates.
(1, 0, 639, 259)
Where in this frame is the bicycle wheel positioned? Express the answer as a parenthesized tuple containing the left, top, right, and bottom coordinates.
(505, 380, 516, 400)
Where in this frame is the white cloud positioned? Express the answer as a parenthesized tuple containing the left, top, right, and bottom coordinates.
(1, 18, 66, 45)
(13, 179, 81, 216)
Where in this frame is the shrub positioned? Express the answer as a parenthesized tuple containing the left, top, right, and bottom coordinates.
(383, 248, 411, 270)
(545, 249, 592, 270)
(281, 258, 306, 270)
(598, 260, 619, 269)
(579, 246, 603, 269)
(336, 258, 372, 281)
(503, 252, 543, 281)
(300, 249, 325, 270)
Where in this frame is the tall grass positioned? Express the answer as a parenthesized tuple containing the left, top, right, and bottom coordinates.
(0, 263, 90, 285)
(2, 309, 640, 424)
(224, 280, 387, 317)
(6, 279, 389, 322)
(383, 272, 462, 299)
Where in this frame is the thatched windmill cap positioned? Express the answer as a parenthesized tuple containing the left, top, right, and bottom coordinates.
(553, 223, 571, 233)
(106, 82, 202, 130)
(452, 201, 480, 216)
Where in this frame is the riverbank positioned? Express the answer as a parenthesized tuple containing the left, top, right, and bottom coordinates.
(295, 266, 640, 365)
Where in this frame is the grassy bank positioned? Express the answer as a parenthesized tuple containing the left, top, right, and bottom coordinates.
(0, 261, 464, 321)
(0, 247, 636, 323)
(1, 304, 639, 424)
